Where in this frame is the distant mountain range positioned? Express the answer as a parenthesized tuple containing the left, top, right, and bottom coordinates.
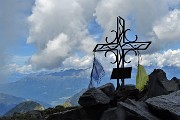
(0, 68, 91, 106)
(0, 66, 179, 108)
(0, 93, 25, 116)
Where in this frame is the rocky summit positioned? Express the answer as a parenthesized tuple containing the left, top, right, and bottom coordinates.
(47, 69, 180, 120)
(0, 69, 180, 120)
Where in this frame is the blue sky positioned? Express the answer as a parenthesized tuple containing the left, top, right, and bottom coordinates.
(0, 0, 180, 83)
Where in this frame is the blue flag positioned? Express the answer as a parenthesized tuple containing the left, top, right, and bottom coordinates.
(88, 57, 105, 88)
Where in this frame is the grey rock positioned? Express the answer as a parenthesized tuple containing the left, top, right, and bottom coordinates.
(153, 69, 167, 81)
(161, 80, 179, 92)
(97, 83, 115, 100)
(155, 72, 180, 93)
(116, 85, 139, 100)
(100, 107, 126, 120)
(78, 88, 110, 107)
(118, 99, 159, 120)
(139, 69, 169, 100)
(146, 90, 180, 120)
(171, 77, 179, 80)
(172, 77, 180, 89)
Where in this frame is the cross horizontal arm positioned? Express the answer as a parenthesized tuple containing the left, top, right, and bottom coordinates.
(93, 43, 119, 52)
(122, 41, 151, 50)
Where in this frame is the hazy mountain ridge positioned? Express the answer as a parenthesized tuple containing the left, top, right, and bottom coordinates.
(0, 93, 25, 116)
(66, 89, 87, 106)
(0, 67, 179, 119)
(0, 66, 178, 107)
(0, 68, 91, 106)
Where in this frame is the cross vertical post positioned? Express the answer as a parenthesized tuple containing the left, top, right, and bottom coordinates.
(93, 16, 151, 89)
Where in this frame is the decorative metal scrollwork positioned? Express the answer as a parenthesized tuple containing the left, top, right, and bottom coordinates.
(93, 16, 151, 88)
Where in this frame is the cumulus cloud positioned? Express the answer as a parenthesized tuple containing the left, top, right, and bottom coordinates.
(62, 55, 92, 69)
(27, 0, 180, 70)
(30, 33, 71, 69)
(28, 0, 98, 69)
(95, 0, 170, 53)
(8, 64, 32, 74)
(127, 49, 180, 68)
(153, 9, 180, 43)
(95, 0, 168, 36)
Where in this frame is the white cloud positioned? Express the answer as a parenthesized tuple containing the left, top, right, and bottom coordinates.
(62, 55, 92, 69)
(30, 33, 71, 69)
(127, 49, 180, 68)
(27, 0, 180, 70)
(28, 0, 98, 69)
(8, 64, 32, 74)
(153, 9, 180, 42)
(95, 0, 168, 38)
(95, 0, 180, 54)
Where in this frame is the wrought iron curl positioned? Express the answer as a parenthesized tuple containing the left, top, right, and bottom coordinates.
(105, 30, 117, 44)
(104, 50, 118, 64)
(124, 29, 138, 43)
(124, 49, 138, 64)
(92, 16, 151, 89)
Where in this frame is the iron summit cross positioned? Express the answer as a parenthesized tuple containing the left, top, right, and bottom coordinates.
(93, 16, 151, 89)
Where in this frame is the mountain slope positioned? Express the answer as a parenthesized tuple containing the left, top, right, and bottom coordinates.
(66, 89, 87, 106)
(5, 101, 44, 116)
(0, 67, 178, 107)
(0, 68, 91, 106)
(0, 93, 25, 116)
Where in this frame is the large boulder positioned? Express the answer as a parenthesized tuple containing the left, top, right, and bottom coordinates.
(97, 83, 115, 100)
(115, 85, 139, 100)
(100, 107, 126, 120)
(161, 80, 179, 92)
(138, 69, 169, 100)
(118, 99, 159, 120)
(154, 70, 180, 93)
(152, 69, 167, 81)
(78, 88, 110, 107)
(148, 69, 180, 94)
(146, 90, 180, 120)
(172, 77, 180, 89)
